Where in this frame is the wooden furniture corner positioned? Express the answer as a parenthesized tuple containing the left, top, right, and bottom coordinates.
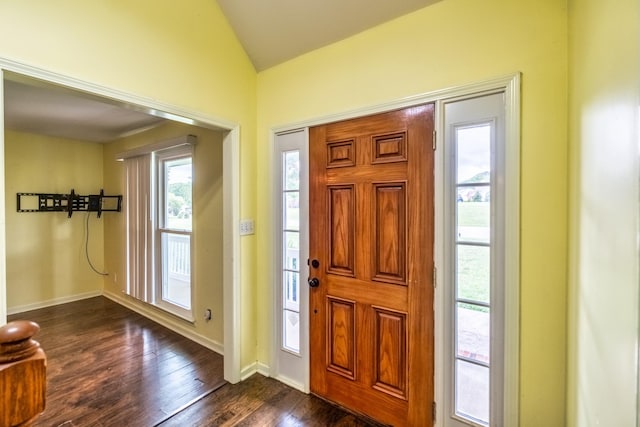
(0, 320, 47, 427)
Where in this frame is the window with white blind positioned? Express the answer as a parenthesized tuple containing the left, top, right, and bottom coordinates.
(121, 136, 195, 321)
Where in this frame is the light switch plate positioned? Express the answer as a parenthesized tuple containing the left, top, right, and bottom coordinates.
(240, 219, 255, 235)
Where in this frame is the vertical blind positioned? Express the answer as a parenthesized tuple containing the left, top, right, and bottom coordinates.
(125, 154, 153, 303)
(120, 135, 197, 306)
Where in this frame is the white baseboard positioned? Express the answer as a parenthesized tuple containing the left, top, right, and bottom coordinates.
(240, 362, 258, 380)
(7, 290, 102, 315)
(241, 362, 305, 392)
(257, 361, 270, 377)
(274, 373, 306, 393)
(240, 361, 271, 381)
(103, 290, 224, 356)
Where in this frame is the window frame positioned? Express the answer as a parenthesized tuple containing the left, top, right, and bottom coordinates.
(440, 92, 511, 427)
(154, 145, 194, 321)
(272, 129, 310, 392)
(281, 149, 302, 354)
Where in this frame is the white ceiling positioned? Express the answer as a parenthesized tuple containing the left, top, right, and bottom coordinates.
(3, 1, 441, 141)
(217, 0, 441, 71)
(4, 75, 167, 143)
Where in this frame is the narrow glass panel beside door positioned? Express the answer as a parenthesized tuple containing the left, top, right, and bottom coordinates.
(456, 303, 490, 363)
(454, 122, 492, 426)
(455, 359, 490, 425)
(456, 125, 491, 184)
(274, 130, 309, 389)
(282, 150, 301, 355)
(456, 245, 490, 304)
(284, 309, 300, 352)
(456, 190, 490, 244)
(285, 192, 300, 230)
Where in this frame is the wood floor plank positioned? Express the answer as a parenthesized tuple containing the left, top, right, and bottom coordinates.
(8, 297, 225, 427)
(159, 375, 381, 427)
(8, 297, 380, 427)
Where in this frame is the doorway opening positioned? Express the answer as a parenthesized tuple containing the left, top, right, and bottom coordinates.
(0, 60, 242, 384)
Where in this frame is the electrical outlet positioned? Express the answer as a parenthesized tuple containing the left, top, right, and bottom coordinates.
(240, 219, 255, 235)
(204, 309, 212, 321)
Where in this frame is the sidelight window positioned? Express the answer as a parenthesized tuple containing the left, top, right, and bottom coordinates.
(443, 92, 510, 427)
(282, 150, 301, 353)
(274, 129, 309, 390)
(454, 123, 493, 424)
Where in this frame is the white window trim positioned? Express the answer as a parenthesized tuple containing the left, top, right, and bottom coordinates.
(435, 82, 520, 426)
(154, 144, 195, 321)
(441, 94, 505, 426)
(122, 137, 197, 322)
(115, 134, 197, 161)
(271, 128, 310, 392)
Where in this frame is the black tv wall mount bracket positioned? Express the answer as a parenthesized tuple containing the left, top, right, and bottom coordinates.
(17, 189, 122, 218)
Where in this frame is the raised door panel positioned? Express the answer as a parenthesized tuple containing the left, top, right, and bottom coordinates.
(372, 132, 407, 164)
(372, 183, 407, 285)
(373, 307, 407, 400)
(327, 185, 355, 276)
(327, 140, 355, 168)
(326, 297, 356, 380)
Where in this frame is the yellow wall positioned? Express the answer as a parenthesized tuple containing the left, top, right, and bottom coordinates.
(0, 0, 258, 366)
(567, 0, 640, 425)
(0, 1, 589, 423)
(5, 130, 104, 310)
(256, 0, 568, 425)
(102, 121, 225, 345)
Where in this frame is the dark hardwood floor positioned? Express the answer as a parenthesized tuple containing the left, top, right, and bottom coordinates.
(8, 297, 378, 427)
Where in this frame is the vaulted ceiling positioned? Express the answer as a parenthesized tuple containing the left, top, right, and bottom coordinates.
(3, 1, 440, 141)
(216, 0, 440, 71)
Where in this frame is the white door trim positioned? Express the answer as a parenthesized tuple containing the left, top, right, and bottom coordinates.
(268, 73, 520, 425)
(0, 58, 243, 384)
(271, 128, 310, 392)
(0, 70, 5, 327)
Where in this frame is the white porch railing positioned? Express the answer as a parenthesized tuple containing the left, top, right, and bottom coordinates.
(167, 233, 190, 281)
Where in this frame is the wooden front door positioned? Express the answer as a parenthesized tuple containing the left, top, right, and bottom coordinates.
(309, 105, 435, 426)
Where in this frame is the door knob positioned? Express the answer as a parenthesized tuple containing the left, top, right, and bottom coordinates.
(308, 277, 320, 288)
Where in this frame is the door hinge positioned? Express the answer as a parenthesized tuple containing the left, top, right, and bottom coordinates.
(432, 130, 437, 150)
(433, 266, 437, 288)
(432, 401, 437, 423)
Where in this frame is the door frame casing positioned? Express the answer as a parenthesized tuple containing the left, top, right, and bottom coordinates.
(0, 58, 244, 384)
(271, 128, 311, 392)
(269, 73, 520, 426)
